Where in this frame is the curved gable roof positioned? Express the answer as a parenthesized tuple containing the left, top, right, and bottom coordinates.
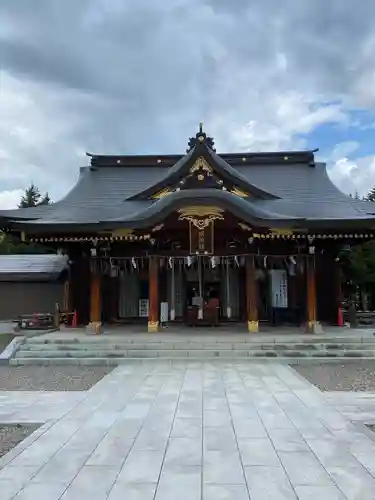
(128, 130, 279, 201)
(104, 188, 303, 229)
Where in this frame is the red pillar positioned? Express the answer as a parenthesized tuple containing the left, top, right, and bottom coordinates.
(148, 256, 159, 332)
(246, 256, 258, 332)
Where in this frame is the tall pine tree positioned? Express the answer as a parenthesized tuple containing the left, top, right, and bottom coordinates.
(18, 184, 52, 208)
(18, 183, 41, 208)
(39, 193, 51, 205)
(0, 184, 53, 254)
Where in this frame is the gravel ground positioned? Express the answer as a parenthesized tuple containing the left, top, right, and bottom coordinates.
(0, 334, 15, 353)
(293, 361, 375, 392)
(0, 424, 40, 458)
(0, 366, 114, 391)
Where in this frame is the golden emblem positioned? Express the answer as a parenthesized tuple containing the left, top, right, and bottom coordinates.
(177, 206, 224, 230)
(189, 157, 213, 175)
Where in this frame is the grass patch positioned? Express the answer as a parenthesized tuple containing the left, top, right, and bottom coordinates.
(0, 365, 114, 391)
(0, 423, 40, 459)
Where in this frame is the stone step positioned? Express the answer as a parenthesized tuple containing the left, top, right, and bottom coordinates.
(27, 336, 375, 346)
(14, 348, 375, 359)
(21, 338, 375, 346)
(10, 356, 375, 366)
(21, 343, 278, 351)
(14, 332, 375, 365)
(19, 342, 375, 353)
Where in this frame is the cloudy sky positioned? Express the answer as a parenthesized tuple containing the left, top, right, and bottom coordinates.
(1, 0, 375, 208)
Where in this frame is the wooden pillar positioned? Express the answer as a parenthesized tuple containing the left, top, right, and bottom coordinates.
(305, 255, 322, 333)
(148, 256, 159, 332)
(63, 279, 70, 312)
(334, 259, 343, 323)
(246, 255, 258, 332)
(63, 260, 74, 311)
(170, 259, 176, 321)
(86, 267, 102, 334)
(62, 274, 73, 327)
(60, 254, 73, 328)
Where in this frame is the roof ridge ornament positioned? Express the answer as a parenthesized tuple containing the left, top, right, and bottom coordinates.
(186, 123, 216, 153)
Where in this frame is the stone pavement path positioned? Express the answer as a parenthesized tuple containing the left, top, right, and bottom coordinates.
(1, 363, 375, 499)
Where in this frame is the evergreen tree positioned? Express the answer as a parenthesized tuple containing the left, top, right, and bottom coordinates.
(39, 192, 51, 205)
(18, 183, 41, 208)
(18, 184, 52, 208)
(340, 242, 375, 286)
(365, 187, 375, 202)
(0, 184, 53, 254)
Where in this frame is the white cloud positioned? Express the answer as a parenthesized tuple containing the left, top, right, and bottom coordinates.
(328, 154, 375, 197)
(327, 141, 360, 162)
(1, 0, 375, 206)
(0, 189, 23, 209)
(323, 141, 375, 197)
(221, 94, 348, 152)
(0, 71, 88, 202)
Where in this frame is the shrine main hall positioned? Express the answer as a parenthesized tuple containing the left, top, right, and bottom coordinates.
(1, 125, 375, 333)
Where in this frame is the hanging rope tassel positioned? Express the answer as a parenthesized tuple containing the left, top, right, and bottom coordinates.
(170, 258, 175, 321)
(226, 257, 232, 319)
(287, 256, 297, 276)
(198, 256, 203, 320)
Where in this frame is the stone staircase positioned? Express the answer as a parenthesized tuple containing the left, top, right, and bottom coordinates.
(9, 333, 375, 365)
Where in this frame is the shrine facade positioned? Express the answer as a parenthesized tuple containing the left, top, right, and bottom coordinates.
(2, 125, 375, 333)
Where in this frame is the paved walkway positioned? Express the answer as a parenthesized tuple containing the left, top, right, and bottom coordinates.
(1, 363, 375, 499)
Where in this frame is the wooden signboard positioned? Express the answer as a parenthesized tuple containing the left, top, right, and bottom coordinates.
(189, 221, 214, 255)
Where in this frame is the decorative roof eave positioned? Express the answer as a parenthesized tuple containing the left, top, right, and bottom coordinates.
(1, 220, 119, 233)
(105, 189, 303, 229)
(4, 192, 375, 234)
(29, 234, 151, 243)
(25, 231, 375, 243)
(128, 128, 279, 201)
(0, 190, 292, 233)
(297, 218, 375, 230)
(0, 214, 41, 224)
(245, 231, 375, 240)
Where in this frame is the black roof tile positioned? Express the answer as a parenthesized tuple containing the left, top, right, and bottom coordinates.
(1, 143, 375, 229)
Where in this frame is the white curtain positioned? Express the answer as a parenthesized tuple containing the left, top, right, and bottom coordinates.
(118, 271, 140, 318)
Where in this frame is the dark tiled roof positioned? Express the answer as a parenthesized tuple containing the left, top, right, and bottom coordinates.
(1, 146, 375, 228)
(105, 189, 302, 229)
